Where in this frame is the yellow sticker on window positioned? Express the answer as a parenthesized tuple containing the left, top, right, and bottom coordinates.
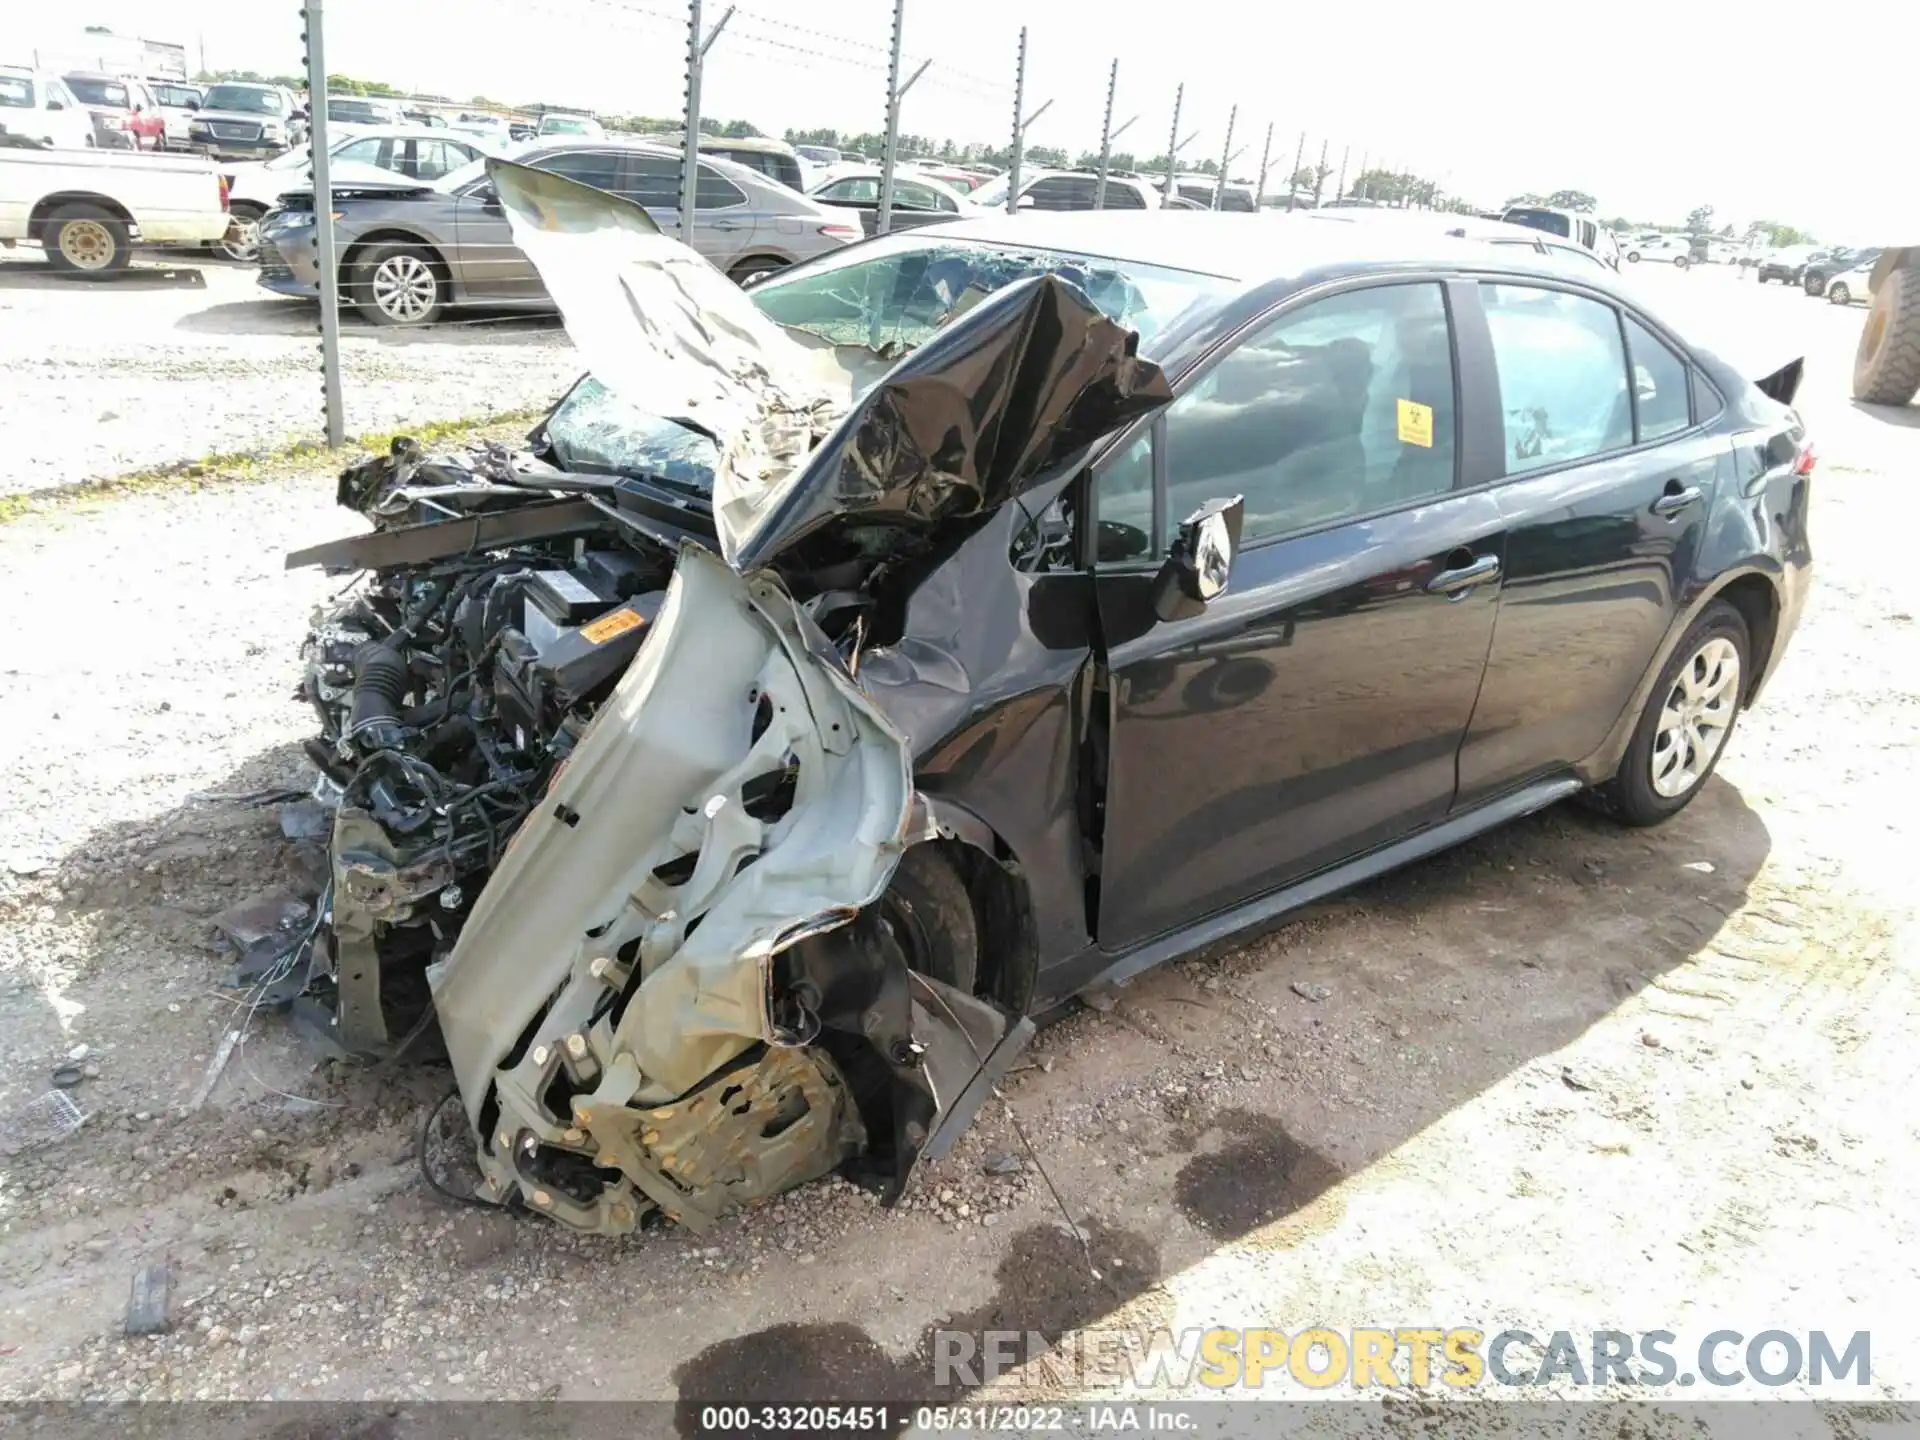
(580, 608, 645, 644)
(1397, 398, 1434, 448)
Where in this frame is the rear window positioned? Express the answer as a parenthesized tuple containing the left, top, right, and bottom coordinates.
(1503, 207, 1573, 239)
(0, 77, 33, 109)
(150, 83, 201, 107)
(66, 77, 129, 107)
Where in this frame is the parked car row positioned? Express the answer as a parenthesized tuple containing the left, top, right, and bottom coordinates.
(1753, 244, 1884, 306)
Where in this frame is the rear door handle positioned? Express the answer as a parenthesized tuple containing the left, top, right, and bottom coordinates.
(1426, 554, 1501, 595)
(1651, 483, 1702, 517)
(710, 219, 748, 231)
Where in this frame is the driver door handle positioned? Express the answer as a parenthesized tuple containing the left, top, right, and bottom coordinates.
(1652, 482, 1702, 517)
(710, 219, 748, 231)
(1426, 553, 1501, 595)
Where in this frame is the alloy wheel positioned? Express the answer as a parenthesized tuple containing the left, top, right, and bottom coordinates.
(1830, 284, 1850, 305)
(371, 254, 437, 322)
(1650, 636, 1740, 798)
(58, 219, 115, 271)
(220, 215, 261, 264)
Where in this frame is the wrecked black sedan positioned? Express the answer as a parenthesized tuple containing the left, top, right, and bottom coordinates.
(282, 168, 1812, 1235)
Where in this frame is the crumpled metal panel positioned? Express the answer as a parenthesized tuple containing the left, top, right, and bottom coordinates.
(727, 272, 1174, 572)
(426, 542, 913, 1232)
(487, 159, 849, 569)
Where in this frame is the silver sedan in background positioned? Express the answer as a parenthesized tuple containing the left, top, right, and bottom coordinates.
(256, 139, 865, 325)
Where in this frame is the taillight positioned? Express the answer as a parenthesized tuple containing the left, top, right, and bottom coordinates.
(218, 174, 232, 212)
(818, 224, 861, 241)
(1795, 440, 1816, 476)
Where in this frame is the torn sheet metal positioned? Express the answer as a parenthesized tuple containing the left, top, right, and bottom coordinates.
(729, 272, 1174, 572)
(487, 159, 848, 569)
(427, 543, 915, 1232)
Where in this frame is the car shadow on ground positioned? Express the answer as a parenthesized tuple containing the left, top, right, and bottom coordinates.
(0, 258, 207, 291)
(171, 297, 564, 344)
(1852, 399, 1920, 429)
(9, 718, 1773, 1388)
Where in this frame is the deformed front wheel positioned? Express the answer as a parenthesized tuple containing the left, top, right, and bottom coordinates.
(876, 845, 979, 995)
(1599, 599, 1749, 826)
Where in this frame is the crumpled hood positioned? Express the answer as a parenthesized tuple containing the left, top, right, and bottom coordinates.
(487, 158, 1171, 573)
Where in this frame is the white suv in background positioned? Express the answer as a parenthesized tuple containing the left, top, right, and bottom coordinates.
(0, 67, 97, 150)
(1622, 232, 1692, 267)
(1499, 204, 1622, 269)
(970, 168, 1165, 211)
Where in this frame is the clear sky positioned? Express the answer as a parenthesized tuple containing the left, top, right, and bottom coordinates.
(12, 0, 1909, 241)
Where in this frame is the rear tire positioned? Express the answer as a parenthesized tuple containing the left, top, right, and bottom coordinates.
(727, 255, 788, 288)
(877, 846, 979, 995)
(1828, 282, 1851, 306)
(1854, 264, 1920, 406)
(218, 203, 265, 263)
(1626, 250, 1641, 263)
(1599, 600, 1749, 826)
(1674, 253, 1689, 270)
(41, 205, 131, 275)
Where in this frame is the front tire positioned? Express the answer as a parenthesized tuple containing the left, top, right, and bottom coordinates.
(1674, 254, 1689, 270)
(1828, 282, 1851, 306)
(354, 243, 444, 326)
(42, 205, 131, 275)
(877, 846, 978, 995)
(1599, 600, 1749, 826)
(1626, 250, 1641, 263)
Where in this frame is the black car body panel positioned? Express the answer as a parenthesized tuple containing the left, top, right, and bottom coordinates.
(280, 211, 1813, 1232)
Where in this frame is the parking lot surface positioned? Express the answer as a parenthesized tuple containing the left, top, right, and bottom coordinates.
(0, 253, 581, 495)
(0, 265, 1914, 1416)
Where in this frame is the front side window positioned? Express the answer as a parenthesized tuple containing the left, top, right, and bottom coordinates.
(1157, 283, 1458, 545)
(1026, 176, 1096, 210)
(1623, 314, 1690, 441)
(1101, 181, 1145, 210)
(332, 136, 387, 168)
(1480, 283, 1630, 474)
(0, 77, 33, 108)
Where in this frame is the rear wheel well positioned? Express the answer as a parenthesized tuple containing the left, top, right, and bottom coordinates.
(340, 231, 451, 292)
(1712, 574, 1780, 703)
(30, 192, 135, 241)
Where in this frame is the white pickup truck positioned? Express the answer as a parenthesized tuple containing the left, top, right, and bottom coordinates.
(0, 144, 233, 273)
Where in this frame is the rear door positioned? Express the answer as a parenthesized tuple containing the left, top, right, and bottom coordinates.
(1092, 278, 1505, 948)
(1453, 281, 1727, 805)
(454, 147, 624, 301)
(622, 153, 757, 267)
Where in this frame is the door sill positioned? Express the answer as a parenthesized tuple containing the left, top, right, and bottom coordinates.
(1078, 774, 1584, 1004)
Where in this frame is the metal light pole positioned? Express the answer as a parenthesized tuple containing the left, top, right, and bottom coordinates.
(1212, 105, 1236, 209)
(1286, 130, 1305, 211)
(679, 0, 733, 245)
(876, 0, 928, 235)
(1356, 150, 1369, 201)
(301, 0, 342, 447)
(1335, 145, 1348, 203)
(1312, 137, 1328, 207)
(1252, 121, 1273, 208)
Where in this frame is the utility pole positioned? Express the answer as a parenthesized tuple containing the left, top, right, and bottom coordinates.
(1162, 83, 1182, 203)
(679, 0, 734, 245)
(1356, 150, 1368, 200)
(1007, 28, 1026, 215)
(300, 0, 343, 447)
(1094, 59, 1117, 211)
(876, 0, 928, 235)
(1212, 104, 1236, 210)
(1252, 120, 1273, 208)
(1335, 144, 1348, 203)
(1286, 130, 1305, 211)
(1312, 137, 1328, 207)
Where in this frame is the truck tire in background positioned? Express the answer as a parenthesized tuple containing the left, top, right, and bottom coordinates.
(41, 204, 132, 275)
(1854, 256, 1920, 406)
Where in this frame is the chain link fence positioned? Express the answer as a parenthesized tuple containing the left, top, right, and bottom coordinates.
(274, 0, 1464, 443)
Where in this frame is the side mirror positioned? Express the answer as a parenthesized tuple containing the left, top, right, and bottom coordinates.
(1016, 194, 1038, 210)
(1151, 496, 1244, 622)
(47, 99, 65, 111)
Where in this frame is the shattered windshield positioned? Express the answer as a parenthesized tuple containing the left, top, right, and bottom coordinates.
(541, 234, 1228, 498)
(749, 235, 1230, 359)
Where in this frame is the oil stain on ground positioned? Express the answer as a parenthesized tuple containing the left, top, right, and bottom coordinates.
(672, 1218, 1161, 1436)
(1174, 1108, 1344, 1238)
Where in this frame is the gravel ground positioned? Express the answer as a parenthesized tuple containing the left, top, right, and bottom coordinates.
(0, 267, 1915, 1418)
(0, 253, 582, 495)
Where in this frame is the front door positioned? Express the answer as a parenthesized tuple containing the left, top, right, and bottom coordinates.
(1454, 283, 1726, 804)
(1092, 280, 1504, 950)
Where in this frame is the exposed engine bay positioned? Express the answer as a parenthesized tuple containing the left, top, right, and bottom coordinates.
(263, 157, 1171, 1235)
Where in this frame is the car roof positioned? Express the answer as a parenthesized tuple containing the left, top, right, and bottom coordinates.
(512, 138, 799, 192)
(904, 209, 1637, 289)
(340, 124, 479, 140)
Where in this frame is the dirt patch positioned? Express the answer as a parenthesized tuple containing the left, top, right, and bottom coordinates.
(1173, 1109, 1345, 1237)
